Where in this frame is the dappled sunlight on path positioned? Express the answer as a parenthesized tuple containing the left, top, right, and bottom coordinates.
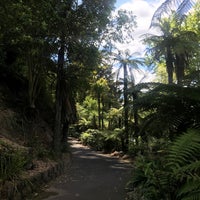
(37, 138, 132, 200)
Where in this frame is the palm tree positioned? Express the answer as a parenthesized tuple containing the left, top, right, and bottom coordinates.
(113, 50, 144, 151)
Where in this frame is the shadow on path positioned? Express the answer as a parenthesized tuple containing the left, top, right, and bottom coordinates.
(35, 138, 132, 200)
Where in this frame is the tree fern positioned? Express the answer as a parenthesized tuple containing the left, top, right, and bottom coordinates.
(131, 83, 200, 139)
(150, 0, 197, 27)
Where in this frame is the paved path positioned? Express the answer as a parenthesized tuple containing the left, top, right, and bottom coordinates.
(36, 138, 132, 200)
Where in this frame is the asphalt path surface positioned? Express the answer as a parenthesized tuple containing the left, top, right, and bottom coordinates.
(37, 138, 132, 200)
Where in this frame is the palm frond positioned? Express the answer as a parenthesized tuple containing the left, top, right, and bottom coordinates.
(150, 0, 197, 27)
(177, 0, 196, 16)
(131, 83, 200, 138)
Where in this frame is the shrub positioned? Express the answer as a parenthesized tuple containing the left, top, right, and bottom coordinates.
(80, 129, 122, 152)
(80, 129, 104, 150)
(126, 129, 200, 200)
(68, 125, 82, 138)
(103, 129, 122, 152)
(0, 143, 27, 181)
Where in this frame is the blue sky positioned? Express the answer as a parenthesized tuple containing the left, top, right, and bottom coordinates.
(115, 0, 161, 8)
(115, 0, 129, 8)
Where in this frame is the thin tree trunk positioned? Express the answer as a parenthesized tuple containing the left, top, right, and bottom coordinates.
(166, 46, 174, 84)
(101, 97, 104, 130)
(92, 115, 97, 129)
(53, 39, 65, 154)
(61, 96, 69, 151)
(118, 117, 122, 128)
(175, 53, 185, 85)
(62, 118, 69, 151)
(123, 62, 129, 152)
(132, 92, 139, 145)
(97, 93, 101, 129)
(27, 53, 39, 109)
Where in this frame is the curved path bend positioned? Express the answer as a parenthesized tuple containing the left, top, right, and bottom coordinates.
(37, 138, 132, 200)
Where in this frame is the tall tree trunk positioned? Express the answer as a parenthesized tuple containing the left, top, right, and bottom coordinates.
(27, 51, 40, 109)
(97, 92, 101, 129)
(92, 115, 97, 129)
(123, 63, 129, 152)
(132, 92, 139, 145)
(101, 97, 104, 130)
(166, 46, 174, 84)
(175, 53, 185, 85)
(53, 39, 65, 154)
(62, 117, 69, 151)
(61, 95, 69, 151)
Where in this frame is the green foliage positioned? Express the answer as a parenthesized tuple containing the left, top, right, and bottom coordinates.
(127, 129, 200, 200)
(145, 10, 199, 84)
(80, 129, 122, 152)
(107, 107, 123, 130)
(68, 125, 81, 138)
(0, 142, 27, 181)
(32, 144, 51, 160)
(77, 96, 98, 129)
(132, 83, 200, 139)
(80, 129, 105, 150)
(167, 129, 200, 200)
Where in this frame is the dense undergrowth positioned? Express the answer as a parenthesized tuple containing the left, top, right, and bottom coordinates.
(126, 129, 200, 200)
(0, 141, 27, 182)
(80, 128, 122, 152)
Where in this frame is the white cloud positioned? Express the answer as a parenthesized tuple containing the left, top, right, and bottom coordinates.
(116, 0, 164, 55)
(112, 0, 164, 83)
(114, 0, 197, 83)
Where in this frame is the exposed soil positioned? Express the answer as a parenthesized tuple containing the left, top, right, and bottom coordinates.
(34, 138, 133, 200)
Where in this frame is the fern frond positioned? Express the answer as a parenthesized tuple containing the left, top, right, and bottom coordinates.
(177, 179, 200, 200)
(167, 129, 200, 168)
(132, 83, 200, 138)
(176, 161, 200, 178)
(150, 0, 197, 28)
(129, 129, 200, 199)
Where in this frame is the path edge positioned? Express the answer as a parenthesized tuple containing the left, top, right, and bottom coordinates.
(0, 153, 72, 200)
